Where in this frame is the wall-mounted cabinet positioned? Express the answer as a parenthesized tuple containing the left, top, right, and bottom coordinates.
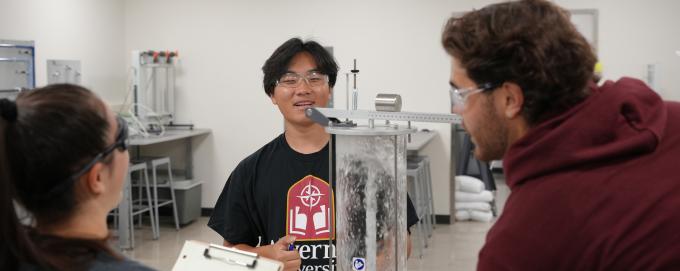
(0, 39, 35, 99)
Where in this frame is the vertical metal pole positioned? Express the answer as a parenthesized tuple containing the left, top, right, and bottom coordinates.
(328, 134, 334, 269)
(118, 173, 132, 250)
(393, 135, 399, 271)
(407, 122, 412, 143)
(345, 74, 350, 111)
(352, 59, 357, 90)
(351, 59, 359, 111)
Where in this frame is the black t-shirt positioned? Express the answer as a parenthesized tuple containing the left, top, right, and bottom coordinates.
(208, 134, 419, 271)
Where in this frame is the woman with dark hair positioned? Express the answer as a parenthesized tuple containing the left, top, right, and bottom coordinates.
(0, 84, 154, 271)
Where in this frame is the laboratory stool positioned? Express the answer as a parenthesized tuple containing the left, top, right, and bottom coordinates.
(129, 162, 158, 241)
(416, 159, 433, 239)
(109, 162, 157, 248)
(408, 156, 434, 236)
(147, 157, 180, 233)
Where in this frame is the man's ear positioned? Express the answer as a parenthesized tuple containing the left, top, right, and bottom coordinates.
(499, 82, 524, 119)
(269, 90, 278, 105)
(84, 163, 106, 196)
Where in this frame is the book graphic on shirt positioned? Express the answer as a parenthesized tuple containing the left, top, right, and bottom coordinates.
(286, 175, 335, 241)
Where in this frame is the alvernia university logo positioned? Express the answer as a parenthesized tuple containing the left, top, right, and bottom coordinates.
(286, 175, 335, 241)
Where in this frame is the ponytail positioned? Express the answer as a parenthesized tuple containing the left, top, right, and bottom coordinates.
(1, 100, 42, 270)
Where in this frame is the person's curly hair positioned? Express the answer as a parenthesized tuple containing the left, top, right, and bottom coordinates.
(442, 0, 597, 126)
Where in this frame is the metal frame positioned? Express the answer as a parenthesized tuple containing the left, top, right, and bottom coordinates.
(131, 50, 177, 126)
(312, 108, 461, 124)
(327, 129, 411, 270)
(310, 100, 461, 264)
(326, 125, 415, 136)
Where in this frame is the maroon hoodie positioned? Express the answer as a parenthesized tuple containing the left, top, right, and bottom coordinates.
(478, 78, 680, 271)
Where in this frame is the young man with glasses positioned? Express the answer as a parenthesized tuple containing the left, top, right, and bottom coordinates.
(443, 0, 680, 270)
(208, 38, 418, 271)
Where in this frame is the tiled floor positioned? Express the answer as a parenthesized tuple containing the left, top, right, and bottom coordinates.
(119, 216, 222, 270)
(122, 174, 509, 271)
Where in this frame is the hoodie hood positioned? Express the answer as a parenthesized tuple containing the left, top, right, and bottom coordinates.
(504, 77, 667, 189)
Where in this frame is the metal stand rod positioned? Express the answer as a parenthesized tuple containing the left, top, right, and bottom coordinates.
(345, 73, 350, 111)
(328, 135, 334, 269)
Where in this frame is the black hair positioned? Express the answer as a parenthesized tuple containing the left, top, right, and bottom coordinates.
(0, 84, 120, 271)
(262, 37, 339, 97)
(1, 113, 41, 270)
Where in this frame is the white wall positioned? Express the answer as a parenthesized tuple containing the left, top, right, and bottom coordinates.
(555, 0, 680, 101)
(5, 0, 674, 217)
(123, 0, 470, 213)
(123, 0, 680, 216)
(0, 0, 126, 103)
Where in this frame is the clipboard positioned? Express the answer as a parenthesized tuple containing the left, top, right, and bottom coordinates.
(172, 240, 283, 271)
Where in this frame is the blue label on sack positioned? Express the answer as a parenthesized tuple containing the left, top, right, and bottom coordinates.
(352, 257, 366, 271)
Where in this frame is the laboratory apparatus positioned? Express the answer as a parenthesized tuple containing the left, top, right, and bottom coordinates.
(306, 95, 460, 271)
(351, 59, 360, 111)
(131, 50, 192, 133)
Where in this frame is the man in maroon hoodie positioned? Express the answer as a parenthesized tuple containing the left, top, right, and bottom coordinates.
(442, 0, 680, 270)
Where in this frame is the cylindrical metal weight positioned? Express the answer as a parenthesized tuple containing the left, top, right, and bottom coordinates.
(375, 94, 402, 112)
